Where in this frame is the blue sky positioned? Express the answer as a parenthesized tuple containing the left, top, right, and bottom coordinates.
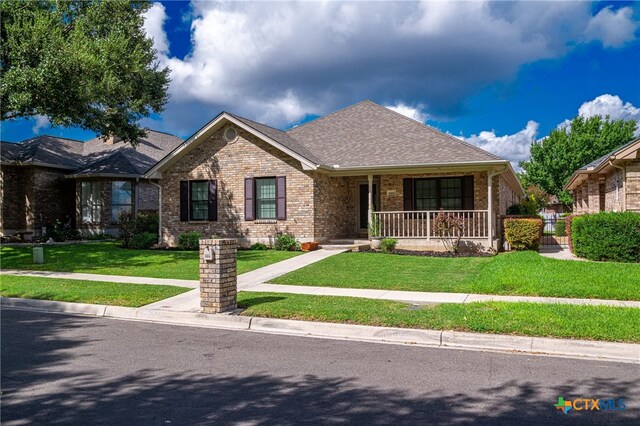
(2, 1, 639, 166)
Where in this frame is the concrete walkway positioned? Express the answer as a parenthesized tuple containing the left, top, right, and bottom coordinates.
(539, 247, 584, 261)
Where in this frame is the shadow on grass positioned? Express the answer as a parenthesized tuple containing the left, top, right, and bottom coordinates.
(2, 309, 638, 425)
(238, 295, 287, 308)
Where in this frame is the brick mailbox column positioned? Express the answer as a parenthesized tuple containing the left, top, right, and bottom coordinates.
(199, 238, 237, 313)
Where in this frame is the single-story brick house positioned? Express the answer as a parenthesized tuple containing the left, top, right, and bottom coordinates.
(145, 101, 524, 250)
(565, 137, 640, 213)
(0, 131, 183, 239)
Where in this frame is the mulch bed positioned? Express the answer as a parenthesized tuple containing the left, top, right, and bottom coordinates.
(362, 249, 494, 258)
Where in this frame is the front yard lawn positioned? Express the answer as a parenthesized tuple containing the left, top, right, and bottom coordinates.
(0, 275, 190, 307)
(0, 242, 302, 279)
(238, 292, 640, 343)
(270, 251, 640, 301)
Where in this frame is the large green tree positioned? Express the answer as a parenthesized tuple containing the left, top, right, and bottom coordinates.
(519, 115, 637, 204)
(0, 0, 169, 144)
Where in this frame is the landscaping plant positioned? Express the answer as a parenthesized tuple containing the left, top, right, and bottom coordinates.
(275, 233, 299, 251)
(129, 232, 158, 250)
(250, 242, 270, 250)
(118, 211, 159, 248)
(504, 218, 542, 250)
(380, 238, 398, 253)
(433, 210, 464, 253)
(178, 232, 201, 251)
(43, 218, 82, 242)
(571, 212, 640, 262)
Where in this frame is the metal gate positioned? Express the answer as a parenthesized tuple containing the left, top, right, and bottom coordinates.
(541, 215, 568, 248)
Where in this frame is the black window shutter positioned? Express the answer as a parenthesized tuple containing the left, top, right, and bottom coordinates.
(208, 180, 218, 221)
(463, 176, 474, 210)
(403, 178, 414, 211)
(180, 181, 189, 221)
(244, 178, 255, 221)
(276, 176, 287, 220)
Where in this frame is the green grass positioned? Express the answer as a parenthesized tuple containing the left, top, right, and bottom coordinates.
(238, 292, 640, 343)
(271, 251, 640, 300)
(0, 242, 302, 279)
(0, 275, 190, 307)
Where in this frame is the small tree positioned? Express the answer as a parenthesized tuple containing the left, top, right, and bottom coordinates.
(433, 210, 464, 253)
(525, 184, 550, 212)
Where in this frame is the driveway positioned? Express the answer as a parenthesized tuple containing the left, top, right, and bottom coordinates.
(2, 309, 637, 425)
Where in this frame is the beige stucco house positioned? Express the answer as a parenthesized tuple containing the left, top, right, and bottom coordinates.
(565, 138, 640, 213)
(146, 101, 524, 250)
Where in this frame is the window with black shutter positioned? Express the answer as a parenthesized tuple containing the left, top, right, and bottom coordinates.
(179, 180, 218, 221)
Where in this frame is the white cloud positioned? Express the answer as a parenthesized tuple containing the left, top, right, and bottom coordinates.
(585, 6, 639, 48)
(384, 103, 428, 122)
(31, 115, 50, 134)
(578, 94, 640, 122)
(143, 3, 169, 55)
(139, 1, 640, 136)
(464, 121, 539, 169)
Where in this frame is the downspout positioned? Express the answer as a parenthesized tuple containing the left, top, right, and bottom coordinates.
(609, 160, 625, 211)
(487, 167, 508, 249)
(150, 181, 162, 244)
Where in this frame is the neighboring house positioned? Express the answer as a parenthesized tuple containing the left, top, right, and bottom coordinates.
(565, 138, 640, 213)
(0, 131, 183, 239)
(541, 196, 569, 215)
(146, 101, 524, 250)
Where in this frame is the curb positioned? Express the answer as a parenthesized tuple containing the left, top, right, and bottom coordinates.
(2, 297, 638, 364)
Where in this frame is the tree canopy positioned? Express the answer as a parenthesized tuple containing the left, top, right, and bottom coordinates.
(0, 0, 170, 144)
(519, 115, 637, 204)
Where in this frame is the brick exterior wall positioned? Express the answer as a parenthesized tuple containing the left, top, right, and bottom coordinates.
(313, 174, 356, 240)
(160, 127, 316, 247)
(626, 159, 640, 211)
(137, 181, 159, 211)
(0, 165, 75, 237)
(604, 168, 624, 212)
(571, 158, 640, 213)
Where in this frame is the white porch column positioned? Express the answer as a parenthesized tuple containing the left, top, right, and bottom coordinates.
(368, 174, 373, 239)
(487, 171, 493, 248)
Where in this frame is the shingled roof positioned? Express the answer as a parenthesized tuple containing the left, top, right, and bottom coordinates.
(286, 100, 504, 168)
(2, 130, 183, 177)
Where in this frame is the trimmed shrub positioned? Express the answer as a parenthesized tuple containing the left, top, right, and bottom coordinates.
(129, 232, 157, 250)
(504, 218, 543, 251)
(571, 212, 640, 262)
(380, 238, 398, 253)
(274, 233, 299, 251)
(565, 214, 576, 252)
(178, 232, 201, 251)
(118, 211, 159, 248)
(554, 218, 566, 237)
(250, 242, 269, 250)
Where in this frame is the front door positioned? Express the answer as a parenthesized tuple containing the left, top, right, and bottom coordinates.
(358, 183, 378, 230)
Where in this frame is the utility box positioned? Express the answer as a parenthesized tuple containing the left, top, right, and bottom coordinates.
(33, 247, 45, 264)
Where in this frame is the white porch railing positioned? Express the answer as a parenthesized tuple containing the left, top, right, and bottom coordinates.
(372, 210, 490, 239)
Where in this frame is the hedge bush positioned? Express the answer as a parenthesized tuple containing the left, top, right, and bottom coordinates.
(129, 232, 158, 249)
(275, 233, 299, 251)
(504, 218, 543, 251)
(554, 218, 566, 237)
(178, 232, 201, 251)
(571, 212, 640, 262)
(380, 238, 398, 253)
(118, 211, 159, 248)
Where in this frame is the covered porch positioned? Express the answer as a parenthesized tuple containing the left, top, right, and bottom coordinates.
(315, 165, 522, 251)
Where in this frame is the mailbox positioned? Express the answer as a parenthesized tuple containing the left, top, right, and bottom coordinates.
(203, 246, 215, 262)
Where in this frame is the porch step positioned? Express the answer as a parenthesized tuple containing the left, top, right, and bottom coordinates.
(319, 240, 371, 252)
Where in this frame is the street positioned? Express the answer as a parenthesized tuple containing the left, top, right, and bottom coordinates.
(1, 309, 638, 425)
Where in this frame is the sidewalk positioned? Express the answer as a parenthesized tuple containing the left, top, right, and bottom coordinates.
(4, 266, 639, 309)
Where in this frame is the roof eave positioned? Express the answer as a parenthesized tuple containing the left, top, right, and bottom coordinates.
(66, 173, 142, 179)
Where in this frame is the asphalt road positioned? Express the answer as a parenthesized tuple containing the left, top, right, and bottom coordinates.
(1, 309, 638, 425)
